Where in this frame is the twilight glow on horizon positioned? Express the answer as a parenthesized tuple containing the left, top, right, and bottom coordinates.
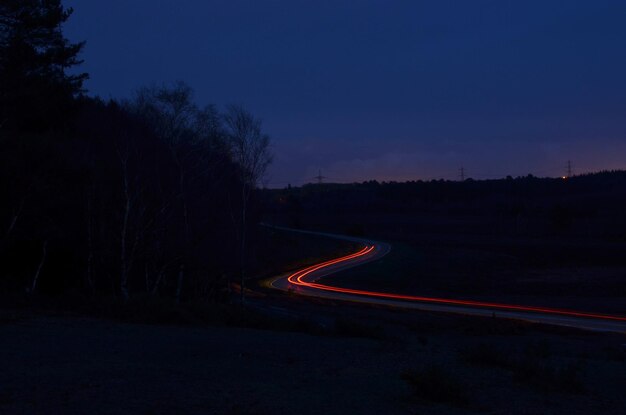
(65, 0, 626, 186)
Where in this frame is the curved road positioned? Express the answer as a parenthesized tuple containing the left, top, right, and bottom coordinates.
(267, 226, 626, 333)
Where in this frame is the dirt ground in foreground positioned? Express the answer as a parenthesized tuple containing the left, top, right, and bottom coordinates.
(1, 307, 625, 415)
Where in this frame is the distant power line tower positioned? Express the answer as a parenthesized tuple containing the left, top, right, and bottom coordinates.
(313, 169, 327, 185)
(459, 167, 466, 181)
(566, 160, 573, 178)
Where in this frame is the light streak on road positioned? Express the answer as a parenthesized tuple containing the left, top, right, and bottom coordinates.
(284, 244, 626, 323)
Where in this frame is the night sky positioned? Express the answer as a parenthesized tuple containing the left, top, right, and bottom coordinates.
(64, 0, 626, 186)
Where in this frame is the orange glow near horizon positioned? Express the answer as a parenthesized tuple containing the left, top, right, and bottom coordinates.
(286, 245, 626, 323)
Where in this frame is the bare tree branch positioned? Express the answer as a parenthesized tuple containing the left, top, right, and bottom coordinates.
(223, 105, 272, 304)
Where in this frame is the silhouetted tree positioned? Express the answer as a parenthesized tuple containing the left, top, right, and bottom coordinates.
(224, 105, 272, 303)
(0, 0, 87, 131)
(127, 83, 234, 302)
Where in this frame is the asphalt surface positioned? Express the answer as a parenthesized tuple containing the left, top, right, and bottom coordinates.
(266, 225, 626, 334)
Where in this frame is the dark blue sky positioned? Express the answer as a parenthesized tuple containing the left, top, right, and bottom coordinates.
(64, 0, 626, 185)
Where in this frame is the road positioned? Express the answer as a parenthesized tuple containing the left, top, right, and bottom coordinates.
(267, 226, 626, 334)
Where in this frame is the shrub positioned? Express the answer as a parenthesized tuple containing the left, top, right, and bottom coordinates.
(460, 343, 515, 369)
(513, 358, 586, 394)
(460, 341, 586, 395)
(401, 365, 469, 406)
(334, 317, 386, 339)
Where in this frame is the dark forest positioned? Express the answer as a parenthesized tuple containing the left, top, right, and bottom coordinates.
(0, 1, 270, 305)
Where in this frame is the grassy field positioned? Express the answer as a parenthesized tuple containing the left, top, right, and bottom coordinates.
(319, 238, 626, 315)
(2, 223, 625, 414)
(265, 211, 626, 315)
(1, 302, 625, 415)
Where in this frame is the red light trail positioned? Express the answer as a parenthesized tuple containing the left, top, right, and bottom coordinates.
(286, 244, 626, 323)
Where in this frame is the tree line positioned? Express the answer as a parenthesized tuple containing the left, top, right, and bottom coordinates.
(0, 1, 271, 302)
(264, 171, 626, 239)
